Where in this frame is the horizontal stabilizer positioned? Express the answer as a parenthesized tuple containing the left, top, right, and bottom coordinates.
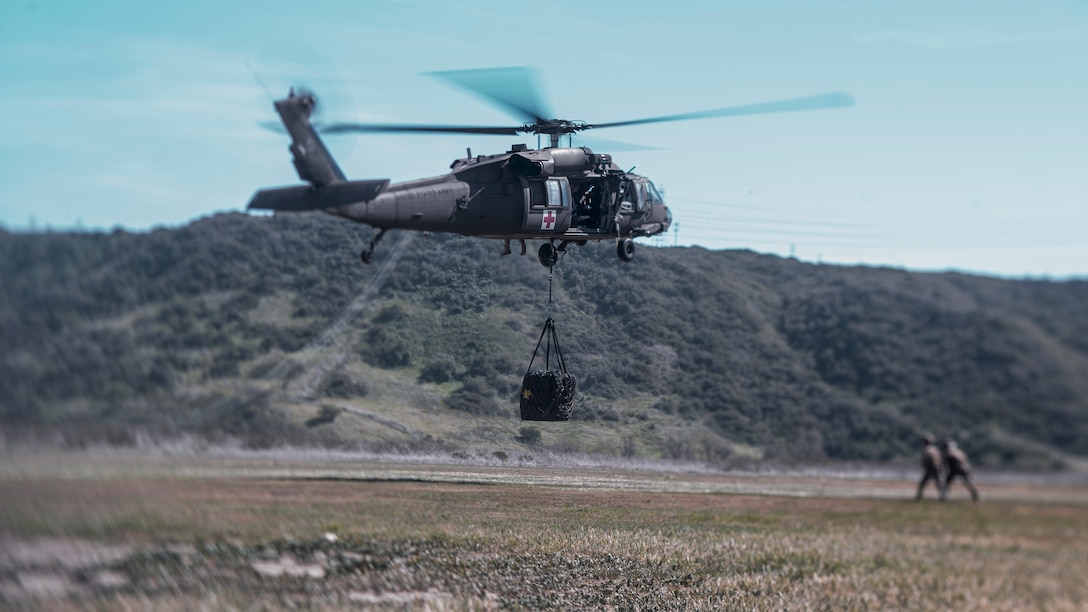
(247, 179, 390, 211)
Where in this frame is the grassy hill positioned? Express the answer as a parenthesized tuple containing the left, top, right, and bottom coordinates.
(2, 213, 1086, 469)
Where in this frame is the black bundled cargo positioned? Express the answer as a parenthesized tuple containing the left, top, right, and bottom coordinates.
(520, 317, 576, 421)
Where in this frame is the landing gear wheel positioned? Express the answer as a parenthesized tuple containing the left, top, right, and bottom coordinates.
(360, 249, 373, 264)
(538, 242, 559, 267)
(617, 237, 635, 262)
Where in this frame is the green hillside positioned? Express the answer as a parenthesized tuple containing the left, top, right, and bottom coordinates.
(2, 213, 1086, 469)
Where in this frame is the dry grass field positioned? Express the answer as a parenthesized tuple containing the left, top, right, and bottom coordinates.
(2, 449, 1087, 610)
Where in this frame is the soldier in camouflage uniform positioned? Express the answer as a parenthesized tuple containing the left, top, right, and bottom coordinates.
(942, 439, 980, 502)
(915, 434, 946, 501)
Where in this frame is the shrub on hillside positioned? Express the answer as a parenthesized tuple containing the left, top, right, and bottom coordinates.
(444, 377, 508, 416)
(419, 354, 459, 384)
(516, 426, 542, 445)
(320, 368, 369, 398)
(360, 327, 413, 368)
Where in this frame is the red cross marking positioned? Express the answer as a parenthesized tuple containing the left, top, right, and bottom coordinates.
(541, 209, 557, 231)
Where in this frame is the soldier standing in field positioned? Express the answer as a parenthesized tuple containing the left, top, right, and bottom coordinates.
(942, 438, 980, 502)
(915, 433, 946, 501)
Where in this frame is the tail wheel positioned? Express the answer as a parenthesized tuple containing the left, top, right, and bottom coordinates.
(617, 237, 635, 262)
(538, 242, 559, 267)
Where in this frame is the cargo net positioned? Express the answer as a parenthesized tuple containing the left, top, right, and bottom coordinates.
(520, 317, 576, 421)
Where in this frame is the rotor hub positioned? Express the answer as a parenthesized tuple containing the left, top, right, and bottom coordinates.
(523, 119, 588, 136)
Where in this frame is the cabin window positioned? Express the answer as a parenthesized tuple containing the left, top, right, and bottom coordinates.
(530, 178, 571, 209)
(545, 179, 570, 208)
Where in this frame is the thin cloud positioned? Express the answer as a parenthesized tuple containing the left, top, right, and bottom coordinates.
(93, 164, 172, 202)
(856, 25, 1085, 50)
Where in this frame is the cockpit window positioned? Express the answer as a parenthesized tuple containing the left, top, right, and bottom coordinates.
(620, 180, 645, 212)
(646, 181, 663, 204)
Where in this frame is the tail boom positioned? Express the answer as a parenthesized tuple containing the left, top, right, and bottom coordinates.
(247, 179, 390, 212)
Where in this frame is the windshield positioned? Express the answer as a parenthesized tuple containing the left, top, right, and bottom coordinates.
(645, 180, 663, 204)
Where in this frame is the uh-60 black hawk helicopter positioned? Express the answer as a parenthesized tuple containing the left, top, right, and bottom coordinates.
(248, 67, 853, 267)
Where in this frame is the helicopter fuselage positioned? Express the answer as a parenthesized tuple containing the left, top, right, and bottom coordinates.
(332, 145, 671, 245)
(248, 90, 671, 265)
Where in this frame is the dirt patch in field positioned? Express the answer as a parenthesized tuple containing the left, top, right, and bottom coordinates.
(0, 537, 136, 603)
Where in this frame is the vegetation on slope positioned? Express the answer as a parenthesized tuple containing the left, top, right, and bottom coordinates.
(2, 213, 1086, 467)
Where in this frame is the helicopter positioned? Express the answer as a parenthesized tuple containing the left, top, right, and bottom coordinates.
(248, 67, 853, 267)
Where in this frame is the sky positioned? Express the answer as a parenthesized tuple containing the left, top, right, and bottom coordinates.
(1, 0, 1085, 278)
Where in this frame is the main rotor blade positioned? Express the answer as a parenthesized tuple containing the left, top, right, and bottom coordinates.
(588, 92, 855, 130)
(425, 66, 552, 124)
(319, 122, 521, 136)
(259, 120, 328, 135)
(570, 134, 659, 153)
